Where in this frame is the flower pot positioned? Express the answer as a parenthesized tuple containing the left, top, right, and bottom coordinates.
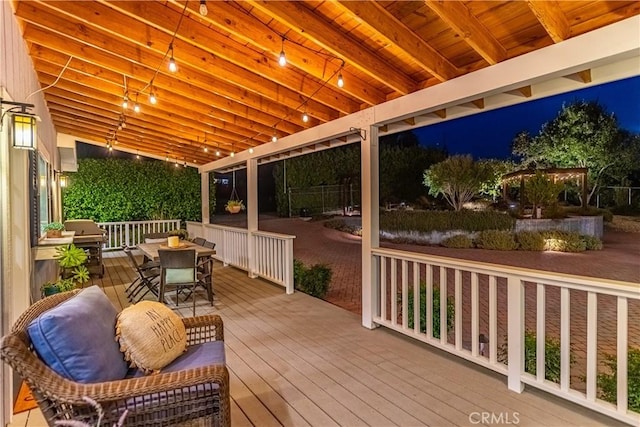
(46, 230, 63, 238)
(228, 206, 241, 214)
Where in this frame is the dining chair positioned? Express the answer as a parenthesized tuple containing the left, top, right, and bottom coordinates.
(193, 237, 206, 246)
(158, 249, 198, 316)
(203, 240, 216, 249)
(123, 245, 160, 303)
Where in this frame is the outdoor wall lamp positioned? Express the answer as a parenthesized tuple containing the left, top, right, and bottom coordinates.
(59, 175, 68, 188)
(0, 99, 37, 150)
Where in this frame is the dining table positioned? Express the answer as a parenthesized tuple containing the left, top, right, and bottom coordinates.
(136, 241, 216, 262)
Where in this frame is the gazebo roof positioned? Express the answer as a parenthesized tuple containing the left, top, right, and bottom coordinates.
(502, 167, 589, 182)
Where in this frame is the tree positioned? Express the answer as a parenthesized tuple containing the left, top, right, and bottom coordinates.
(524, 171, 565, 218)
(423, 155, 492, 211)
(478, 159, 518, 201)
(512, 101, 640, 205)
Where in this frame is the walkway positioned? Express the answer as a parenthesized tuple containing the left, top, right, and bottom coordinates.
(251, 216, 640, 315)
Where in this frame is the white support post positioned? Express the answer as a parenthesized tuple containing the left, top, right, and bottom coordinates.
(201, 171, 210, 225)
(507, 276, 525, 393)
(361, 119, 379, 329)
(247, 158, 258, 278)
(284, 238, 294, 294)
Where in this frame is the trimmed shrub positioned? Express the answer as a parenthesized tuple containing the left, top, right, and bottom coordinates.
(516, 231, 546, 251)
(293, 259, 332, 298)
(380, 210, 514, 233)
(405, 283, 454, 339)
(597, 347, 640, 412)
(564, 206, 613, 222)
(498, 331, 571, 383)
(542, 230, 586, 252)
(582, 235, 603, 251)
(475, 230, 518, 250)
(441, 234, 474, 248)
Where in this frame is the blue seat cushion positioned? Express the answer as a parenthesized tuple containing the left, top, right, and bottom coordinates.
(28, 286, 129, 383)
(132, 340, 225, 378)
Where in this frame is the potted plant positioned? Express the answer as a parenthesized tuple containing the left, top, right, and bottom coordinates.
(43, 221, 65, 238)
(168, 228, 189, 240)
(41, 244, 91, 297)
(225, 199, 245, 214)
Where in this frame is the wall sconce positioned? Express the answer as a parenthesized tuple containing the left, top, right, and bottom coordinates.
(59, 175, 68, 188)
(1, 99, 37, 150)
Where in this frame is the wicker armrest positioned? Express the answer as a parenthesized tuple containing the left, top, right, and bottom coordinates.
(183, 313, 224, 343)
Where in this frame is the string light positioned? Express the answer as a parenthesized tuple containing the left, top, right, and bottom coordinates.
(149, 87, 157, 104)
(133, 94, 140, 113)
(302, 112, 309, 123)
(199, 0, 208, 16)
(216, 148, 220, 157)
(337, 72, 344, 88)
(122, 93, 129, 109)
(230, 151, 235, 158)
(204, 146, 208, 153)
(278, 37, 287, 67)
(136, 150, 140, 159)
(249, 147, 254, 154)
(168, 43, 177, 73)
(271, 134, 278, 143)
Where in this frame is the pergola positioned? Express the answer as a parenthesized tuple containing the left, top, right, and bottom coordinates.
(2, 2, 640, 426)
(502, 167, 589, 209)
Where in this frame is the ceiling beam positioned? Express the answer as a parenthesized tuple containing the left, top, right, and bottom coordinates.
(526, 1, 571, 43)
(336, 1, 459, 81)
(31, 48, 273, 143)
(246, 0, 417, 95)
(423, 0, 507, 65)
(164, 0, 385, 106)
(15, 2, 325, 127)
(67, 0, 360, 115)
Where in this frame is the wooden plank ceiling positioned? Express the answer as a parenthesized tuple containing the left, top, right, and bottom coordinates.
(12, 0, 640, 166)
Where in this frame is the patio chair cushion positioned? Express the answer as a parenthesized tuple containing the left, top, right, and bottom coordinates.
(27, 286, 128, 383)
(133, 340, 225, 377)
(116, 301, 187, 373)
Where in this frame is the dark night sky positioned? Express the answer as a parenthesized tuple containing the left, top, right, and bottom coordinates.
(414, 75, 640, 160)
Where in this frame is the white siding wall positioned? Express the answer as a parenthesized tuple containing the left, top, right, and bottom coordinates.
(1, 1, 57, 425)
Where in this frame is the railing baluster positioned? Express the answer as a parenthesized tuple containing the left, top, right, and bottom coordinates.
(586, 292, 597, 402)
(489, 276, 497, 364)
(413, 261, 419, 333)
(440, 266, 447, 345)
(617, 296, 628, 414)
(381, 256, 387, 322)
(455, 269, 462, 351)
(391, 259, 397, 327)
(560, 287, 570, 392)
(471, 272, 479, 357)
(402, 260, 408, 329)
(536, 283, 546, 382)
(426, 264, 433, 339)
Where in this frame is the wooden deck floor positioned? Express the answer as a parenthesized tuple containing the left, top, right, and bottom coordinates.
(13, 250, 626, 427)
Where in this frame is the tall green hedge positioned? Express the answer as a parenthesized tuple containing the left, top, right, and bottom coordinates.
(62, 158, 214, 222)
(273, 144, 446, 216)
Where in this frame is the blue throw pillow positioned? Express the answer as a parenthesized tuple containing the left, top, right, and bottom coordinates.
(28, 286, 128, 383)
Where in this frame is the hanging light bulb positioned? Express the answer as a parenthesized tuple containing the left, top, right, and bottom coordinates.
(149, 88, 157, 105)
(168, 44, 177, 72)
(122, 93, 129, 109)
(249, 147, 254, 154)
(134, 102, 140, 113)
(278, 37, 286, 67)
(174, 162, 179, 168)
(199, 0, 208, 16)
(203, 146, 208, 153)
(302, 112, 309, 123)
(136, 150, 140, 159)
(183, 161, 187, 168)
(121, 118, 127, 129)
(108, 145, 113, 152)
(271, 134, 278, 143)
(230, 151, 235, 157)
(337, 72, 344, 88)
(216, 149, 220, 157)
(165, 154, 169, 161)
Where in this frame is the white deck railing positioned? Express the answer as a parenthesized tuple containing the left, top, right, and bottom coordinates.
(186, 222, 295, 294)
(98, 220, 181, 250)
(371, 247, 639, 425)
